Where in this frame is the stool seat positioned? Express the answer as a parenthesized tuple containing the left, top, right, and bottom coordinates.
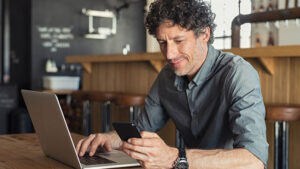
(115, 94, 146, 106)
(266, 104, 300, 122)
(89, 91, 120, 102)
(265, 104, 300, 169)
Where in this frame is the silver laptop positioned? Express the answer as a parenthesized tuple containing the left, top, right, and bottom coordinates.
(21, 89, 140, 169)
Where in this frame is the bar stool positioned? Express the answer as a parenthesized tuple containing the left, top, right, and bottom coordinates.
(265, 104, 300, 169)
(115, 94, 146, 122)
(89, 91, 120, 133)
(70, 91, 91, 136)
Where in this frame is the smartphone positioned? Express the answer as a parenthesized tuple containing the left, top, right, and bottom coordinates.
(112, 122, 141, 141)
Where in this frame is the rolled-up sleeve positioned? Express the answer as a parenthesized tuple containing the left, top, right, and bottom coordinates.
(226, 61, 269, 167)
(134, 72, 169, 132)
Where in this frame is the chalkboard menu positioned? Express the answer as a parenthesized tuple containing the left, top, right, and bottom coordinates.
(0, 85, 18, 109)
(36, 26, 74, 53)
(30, 0, 146, 90)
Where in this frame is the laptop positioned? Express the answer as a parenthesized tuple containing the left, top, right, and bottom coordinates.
(21, 89, 140, 169)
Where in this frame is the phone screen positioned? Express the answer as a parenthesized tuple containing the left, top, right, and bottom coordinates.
(112, 122, 141, 141)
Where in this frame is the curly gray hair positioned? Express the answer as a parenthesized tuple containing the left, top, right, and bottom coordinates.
(145, 0, 217, 44)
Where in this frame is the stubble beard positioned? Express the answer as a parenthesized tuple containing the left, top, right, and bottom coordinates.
(171, 61, 194, 77)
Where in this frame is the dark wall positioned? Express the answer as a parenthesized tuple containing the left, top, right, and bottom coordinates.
(10, 0, 31, 89)
(0, 0, 3, 80)
(31, 0, 146, 89)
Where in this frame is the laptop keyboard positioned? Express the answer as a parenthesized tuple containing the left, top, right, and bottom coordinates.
(79, 154, 116, 165)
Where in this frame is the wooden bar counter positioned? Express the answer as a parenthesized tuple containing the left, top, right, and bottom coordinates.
(0, 133, 141, 169)
(66, 45, 300, 169)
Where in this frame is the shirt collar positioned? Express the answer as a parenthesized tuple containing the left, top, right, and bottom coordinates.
(191, 45, 218, 86)
(174, 45, 219, 91)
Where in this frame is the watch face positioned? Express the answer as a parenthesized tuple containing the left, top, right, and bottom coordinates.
(176, 163, 188, 169)
(175, 160, 189, 169)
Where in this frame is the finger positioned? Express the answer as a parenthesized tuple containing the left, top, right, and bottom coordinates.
(79, 134, 95, 156)
(122, 146, 149, 161)
(75, 139, 84, 153)
(128, 137, 158, 147)
(89, 135, 112, 156)
(103, 140, 112, 152)
(122, 141, 154, 157)
(140, 131, 159, 138)
(89, 135, 104, 156)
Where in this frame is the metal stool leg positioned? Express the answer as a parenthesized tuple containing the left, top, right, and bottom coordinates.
(283, 121, 289, 169)
(82, 100, 91, 136)
(129, 106, 140, 122)
(101, 101, 111, 133)
(274, 121, 279, 169)
(129, 106, 134, 122)
(275, 121, 289, 169)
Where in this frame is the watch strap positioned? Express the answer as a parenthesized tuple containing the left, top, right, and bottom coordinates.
(173, 148, 188, 169)
(178, 148, 186, 158)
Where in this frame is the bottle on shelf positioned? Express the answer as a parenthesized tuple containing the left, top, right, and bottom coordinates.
(274, 0, 278, 10)
(252, 0, 257, 13)
(267, 31, 275, 46)
(255, 33, 262, 47)
(259, 0, 265, 12)
(45, 58, 52, 73)
(52, 59, 58, 72)
(45, 57, 58, 73)
(266, 0, 274, 11)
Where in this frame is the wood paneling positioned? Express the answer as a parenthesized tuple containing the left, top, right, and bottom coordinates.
(290, 58, 300, 103)
(84, 62, 157, 93)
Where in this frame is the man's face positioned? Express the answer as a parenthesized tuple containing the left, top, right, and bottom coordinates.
(156, 21, 209, 80)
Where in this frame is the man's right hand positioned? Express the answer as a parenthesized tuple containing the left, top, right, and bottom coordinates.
(76, 131, 122, 157)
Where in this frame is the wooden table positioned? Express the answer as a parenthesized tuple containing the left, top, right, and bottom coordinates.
(0, 133, 141, 169)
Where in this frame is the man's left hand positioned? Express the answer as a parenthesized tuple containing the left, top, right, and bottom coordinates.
(122, 131, 178, 169)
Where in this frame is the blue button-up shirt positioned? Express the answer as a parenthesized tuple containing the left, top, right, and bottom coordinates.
(135, 45, 269, 166)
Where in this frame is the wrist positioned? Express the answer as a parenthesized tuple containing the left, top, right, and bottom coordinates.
(169, 147, 179, 168)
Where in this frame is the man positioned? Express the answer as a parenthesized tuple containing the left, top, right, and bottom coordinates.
(76, 0, 269, 168)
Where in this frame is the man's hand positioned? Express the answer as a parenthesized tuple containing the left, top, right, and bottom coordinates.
(122, 131, 178, 169)
(76, 131, 122, 157)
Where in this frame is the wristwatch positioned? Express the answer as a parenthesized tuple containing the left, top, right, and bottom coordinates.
(174, 148, 189, 169)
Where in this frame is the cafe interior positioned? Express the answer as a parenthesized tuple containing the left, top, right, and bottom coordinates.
(0, 0, 300, 168)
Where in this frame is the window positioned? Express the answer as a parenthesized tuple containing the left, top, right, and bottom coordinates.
(209, 0, 251, 49)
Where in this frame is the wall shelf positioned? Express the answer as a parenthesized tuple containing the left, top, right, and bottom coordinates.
(223, 45, 300, 75)
(66, 45, 300, 75)
(66, 52, 164, 73)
